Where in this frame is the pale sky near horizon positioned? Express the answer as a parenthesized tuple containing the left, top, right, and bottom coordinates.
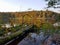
(0, 0, 60, 12)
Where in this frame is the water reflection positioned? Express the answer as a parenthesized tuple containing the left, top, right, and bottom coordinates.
(18, 31, 59, 45)
(18, 32, 45, 45)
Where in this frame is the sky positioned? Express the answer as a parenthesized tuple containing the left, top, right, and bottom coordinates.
(0, 0, 60, 12)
